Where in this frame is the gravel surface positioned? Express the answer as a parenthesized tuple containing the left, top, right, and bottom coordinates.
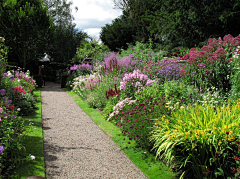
(41, 82, 148, 179)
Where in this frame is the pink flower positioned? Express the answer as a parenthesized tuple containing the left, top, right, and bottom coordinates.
(223, 34, 234, 43)
(197, 63, 206, 68)
(0, 108, 3, 113)
(207, 56, 219, 63)
(201, 46, 210, 52)
(214, 48, 226, 57)
(204, 69, 211, 74)
(180, 69, 186, 76)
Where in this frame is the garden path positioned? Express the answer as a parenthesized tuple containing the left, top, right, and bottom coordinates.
(41, 82, 148, 179)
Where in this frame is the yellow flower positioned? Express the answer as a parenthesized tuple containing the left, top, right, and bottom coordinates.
(178, 120, 182, 124)
(165, 120, 169, 124)
(192, 143, 197, 149)
(186, 132, 190, 136)
(218, 141, 222, 146)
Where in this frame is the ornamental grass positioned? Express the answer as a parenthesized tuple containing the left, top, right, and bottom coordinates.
(150, 101, 240, 178)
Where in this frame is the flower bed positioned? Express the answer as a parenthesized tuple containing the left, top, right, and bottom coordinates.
(0, 39, 39, 177)
(69, 34, 240, 178)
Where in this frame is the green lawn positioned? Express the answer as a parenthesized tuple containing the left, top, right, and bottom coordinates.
(14, 89, 45, 178)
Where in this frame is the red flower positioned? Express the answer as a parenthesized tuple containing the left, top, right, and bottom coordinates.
(231, 167, 238, 174)
(203, 168, 211, 175)
(180, 69, 186, 76)
(214, 151, 221, 158)
(204, 69, 211, 74)
(234, 156, 240, 161)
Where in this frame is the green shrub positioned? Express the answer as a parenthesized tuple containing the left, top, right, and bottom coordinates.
(0, 37, 8, 84)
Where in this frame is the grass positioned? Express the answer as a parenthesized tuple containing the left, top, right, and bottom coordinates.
(14, 89, 45, 178)
(66, 89, 176, 179)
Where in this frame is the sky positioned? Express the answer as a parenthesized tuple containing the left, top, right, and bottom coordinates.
(71, 0, 123, 41)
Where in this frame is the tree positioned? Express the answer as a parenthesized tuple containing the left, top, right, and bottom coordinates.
(0, 0, 53, 69)
(112, 0, 130, 11)
(100, 11, 136, 51)
(43, 0, 77, 25)
(147, 0, 240, 48)
(46, 24, 89, 65)
(111, 0, 240, 50)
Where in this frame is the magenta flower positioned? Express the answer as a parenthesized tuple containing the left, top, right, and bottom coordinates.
(214, 48, 226, 57)
(0, 145, 3, 154)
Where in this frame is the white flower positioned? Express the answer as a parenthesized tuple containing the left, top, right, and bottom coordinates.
(29, 154, 35, 160)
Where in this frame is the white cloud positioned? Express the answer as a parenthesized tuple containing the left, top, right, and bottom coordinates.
(71, 0, 122, 40)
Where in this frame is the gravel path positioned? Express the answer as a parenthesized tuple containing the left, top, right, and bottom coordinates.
(41, 82, 148, 179)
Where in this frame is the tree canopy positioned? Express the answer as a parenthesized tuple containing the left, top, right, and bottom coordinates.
(103, 0, 240, 51)
(0, 0, 53, 69)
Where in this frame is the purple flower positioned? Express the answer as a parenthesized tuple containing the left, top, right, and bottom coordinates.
(0, 145, 4, 154)
(3, 73, 7, 78)
(0, 89, 6, 95)
(7, 100, 12, 104)
(147, 54, 152, 57)
(147, 49, 150, 51)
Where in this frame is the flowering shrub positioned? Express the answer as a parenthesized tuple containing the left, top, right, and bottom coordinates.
(100, 52, 137, 76)
(0, 99, 25, 178)
(72, 73, 101, 99)
(139, 58, 182, 82)
(162, 80, 201, 111)
(110, 84, 168, 150)
(120, 70, 155, 99)
(105, 84, 121, 100)
(67, 63, 93, 89)
(0, 70, 36, 115)
(150, 101, 240, 178)
(180, 34, 240, 93)
(106, 97, 136, 121)
(87, 72, 122, 110)
(119, 41, 166, 64)
(171, 47, 189, 58)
